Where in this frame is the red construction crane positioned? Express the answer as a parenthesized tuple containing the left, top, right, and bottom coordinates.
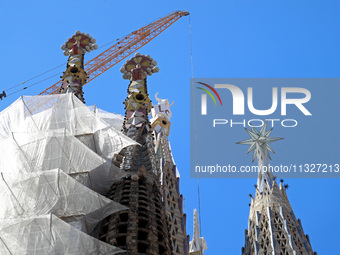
(39, 10, 189, 96)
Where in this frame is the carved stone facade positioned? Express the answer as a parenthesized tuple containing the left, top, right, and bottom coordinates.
(99, 54, 174, 254)
(159, 136, 189, 254)
(242, 180, 316, 255)
(99, 174, 172, 255)
(151, 94, 190, 255)
(239, 123, 316, 255)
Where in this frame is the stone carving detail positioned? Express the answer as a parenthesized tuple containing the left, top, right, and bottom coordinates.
(239, 123, 316, 255)
(151, 94, 190, 254)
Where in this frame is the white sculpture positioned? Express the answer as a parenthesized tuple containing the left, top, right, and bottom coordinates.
(189, 209, 207, 255)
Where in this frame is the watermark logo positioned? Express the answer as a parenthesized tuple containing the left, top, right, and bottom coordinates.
(198, 83, 311, 116)
(191, 78, 340, 178)
(196, 82, 222, 115)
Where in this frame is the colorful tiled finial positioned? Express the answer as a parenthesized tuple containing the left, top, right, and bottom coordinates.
(59, 32, 98, 103)
(61, 31, 98, 56)
(120, 53, 159, 80)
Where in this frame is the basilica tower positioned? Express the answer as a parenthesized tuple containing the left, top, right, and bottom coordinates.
(150, 93, 190, 254)
(99, 53, 173, 255)
(238, 122, 316, 255)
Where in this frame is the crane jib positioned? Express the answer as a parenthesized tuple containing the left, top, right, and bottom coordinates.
(38, 11, 189, 96)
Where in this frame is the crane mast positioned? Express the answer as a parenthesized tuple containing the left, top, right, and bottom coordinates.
(39, 11, 189, 96)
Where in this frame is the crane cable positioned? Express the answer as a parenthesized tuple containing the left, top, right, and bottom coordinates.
(6, 72, 63, 97)
(5, 63, 65, 93)
(189, 14, 203, 235)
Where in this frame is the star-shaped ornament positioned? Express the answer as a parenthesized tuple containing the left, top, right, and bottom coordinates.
(237, 121, 283, 163)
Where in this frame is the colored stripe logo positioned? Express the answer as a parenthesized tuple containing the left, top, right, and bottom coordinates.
(196, 82, 222, 106)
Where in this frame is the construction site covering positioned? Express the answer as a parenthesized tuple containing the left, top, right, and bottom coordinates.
(0, 93, 137, 254)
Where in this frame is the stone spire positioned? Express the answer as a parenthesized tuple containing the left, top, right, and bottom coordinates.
(189, 209, 207, 255)
(59, 31, 98, 103)
(151, 93, 190, 254)
(118, 53, 159, 173)
(99, 53, 173, 255)
(238, 122, 316, 255)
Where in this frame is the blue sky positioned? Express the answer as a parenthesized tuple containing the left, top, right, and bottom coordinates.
(1, 0, 339, 254)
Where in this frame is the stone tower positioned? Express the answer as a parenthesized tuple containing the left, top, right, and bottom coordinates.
(238, 122, 317, 255)
(59, 31, 98, 103)
(150, 93, 190, 254)
(99, 53, 173, 255)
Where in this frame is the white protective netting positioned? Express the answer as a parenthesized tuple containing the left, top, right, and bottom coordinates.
(0, 94, 135, 254)
(0, 94, 106, 138)
(88, 105, 124, 132)
(0, 129, 126, 193)
(0, 94, 137, 159)
(0, 169, 127, 232)
(0, 214, 124, 255)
